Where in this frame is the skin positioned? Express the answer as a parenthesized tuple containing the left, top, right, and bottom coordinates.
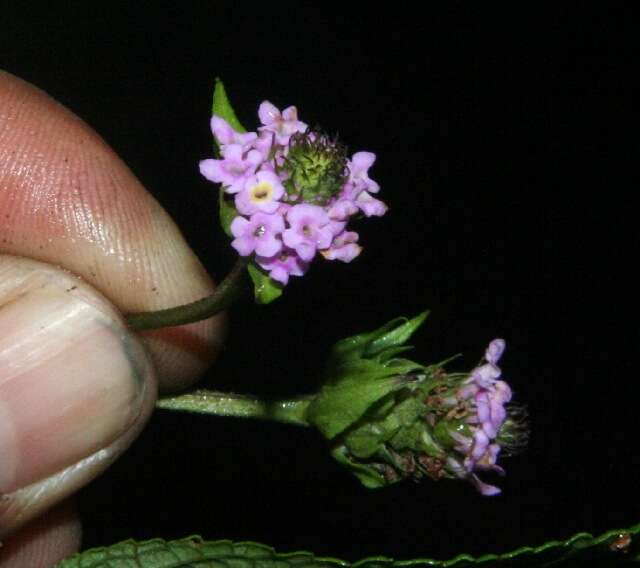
(0, 71, 225, 566)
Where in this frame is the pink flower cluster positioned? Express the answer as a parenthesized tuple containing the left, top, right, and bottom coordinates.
(199, 101, 387, 285)
(448, 339, 512, 496)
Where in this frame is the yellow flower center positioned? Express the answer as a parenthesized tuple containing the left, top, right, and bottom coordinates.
(250, 182, 273, 203)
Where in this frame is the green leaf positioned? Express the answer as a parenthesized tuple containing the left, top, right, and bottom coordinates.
(219, 188, 237, 237)
(307, 370, 400, 440)
(364, 311, 429, 357)
(307, 357, 422, 440)
(332, 445, 386, 488)
(211, 78, 247, 133)
(330, 311, 429, 363)
(247, 262, 283, 304)
(57, 522, 640, 567)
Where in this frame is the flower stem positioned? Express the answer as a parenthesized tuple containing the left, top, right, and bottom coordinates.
(155, 389, 312, 427)
(126, 257, 249, 331)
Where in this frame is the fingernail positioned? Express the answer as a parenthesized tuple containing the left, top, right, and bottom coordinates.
(0, 277, 147, 493)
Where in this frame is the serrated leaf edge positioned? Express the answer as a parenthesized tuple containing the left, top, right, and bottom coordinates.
(57, 521, 640, 567)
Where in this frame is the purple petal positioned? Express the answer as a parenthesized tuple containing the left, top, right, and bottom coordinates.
(256, 247, 308, 285)
(286, 203, 328, 227)
(470, 474, 501, 496)
(258, 101, 280, 126)
(351, 151, 376, 174)
(485, 338, 506, 364)
(282, 228, 304, 249)
(199, 159, 224, 183)
(475, 396, 490, 424)
(230, 216, 249, 238)
(255, 234, 282, 257)
(269, 266, 290, 285)
(490, 399, 507, 428)
(295, 242, 316, 261)
(221, 143, 244, 161)
(231, 235, 254, 256)
(211, 116, 235, 145)
(355, 191, 388, 217)
(482, 421, 499, 439)
(316, 226, 334, 250)
(263, 211, 286, 233)
(321, 242, 362, 262)
(493, 381, 512, 404)
(327, 220, 347, 236)
(471, 364, 501, 388)
(328, 199, 358, 221)
(470, 430, 490, 461)
(281, 105, 299, 122)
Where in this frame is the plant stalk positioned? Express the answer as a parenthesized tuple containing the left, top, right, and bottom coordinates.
(156, 389, 312, 427)
(126, 257, 248, 331)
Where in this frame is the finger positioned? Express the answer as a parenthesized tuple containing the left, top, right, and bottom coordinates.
(0, 500, 81, 568)
(0, 71, 224, 392)
(0, 256, 156, 537)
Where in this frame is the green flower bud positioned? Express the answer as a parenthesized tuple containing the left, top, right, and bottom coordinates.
(284, 131, 347, 205)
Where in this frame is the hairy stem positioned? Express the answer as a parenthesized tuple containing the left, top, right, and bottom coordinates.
(126, 257, 248, 331)
(156, 389, 312, 427)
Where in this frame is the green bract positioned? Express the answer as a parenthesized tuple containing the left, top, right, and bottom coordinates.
(306, 311, 462, 488)
(210, 79, 283, 304)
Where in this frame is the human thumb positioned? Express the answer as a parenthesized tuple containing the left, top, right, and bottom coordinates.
(0, 256, 156, 538)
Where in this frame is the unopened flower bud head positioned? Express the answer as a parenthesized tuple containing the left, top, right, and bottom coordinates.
(284, 131, 348, 205)
(306, 313, 528, 496)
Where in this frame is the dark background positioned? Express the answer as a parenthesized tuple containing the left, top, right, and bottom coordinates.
(1, 4, 636, 562)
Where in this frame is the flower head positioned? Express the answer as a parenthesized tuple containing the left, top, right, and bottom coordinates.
(305, 313, 528, 496)
(200, 94, 388, 289)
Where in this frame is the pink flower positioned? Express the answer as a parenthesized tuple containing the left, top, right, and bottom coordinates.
(321, 230, 362, 262)
(211, 116, 257, 149)
(485, 338, 506, 365)
(450, 339, 514, 495)
(235, 170, 285, 215)
(199, 144, 263, 194)
(469, 363, 501, 389)
(230, 212, 284, 257)
(258, 101, 308, 145)
(328, 198, 359, 221)
(282, 204, 333, 261)
(252, 130, 276, 161)
(256, 248, 308, 285)
(355, 190, 388, 217)
(347, 151, 380, 194)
